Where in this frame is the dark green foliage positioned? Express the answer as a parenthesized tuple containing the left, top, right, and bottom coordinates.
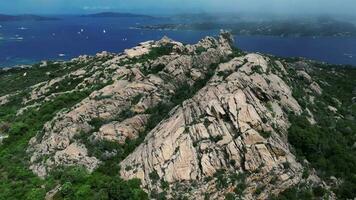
(217, 70, 231, 79)
(0, 90, 92, 200)
(0, 61, 86, 96)
(131, 94, 144, 105)
(50, 166, 148, 200)
(141, 64, 166, 76)
(88, 118, 106, 132)
(251, 65, 264, 74)
(288, 114, 356, 197)
(287, 66, 356, 199)
(214, 169, 229, 189)
(224, 193, 236, 200)
(232, 173, 247, 197)
(211, 171, 247, 196)
(150, 190, 167, 200)
(144, 102, 174, 130)
(214, 169, 230, 189)
(126, 44, 174, 65)
(254, 185, 265, 195)
(271, 185, 313, 200)
(149, 170, 160, 184)
(211, 135, 223, 143)
(312, 186, 326, 197)
(302, 168, 309, 179)
(47, 76, 84, 94)
(0, 64, 146, 200)
(260, 130, 271, 138)
(170, 62, 219, 106)
(150, 64, 166, 74)
(195, 46, 207, 55)
(282, 162, 290, 169)
(160, 179, 169, 190)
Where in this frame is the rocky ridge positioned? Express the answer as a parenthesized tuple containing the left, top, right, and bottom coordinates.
(10, 32, 334, 199)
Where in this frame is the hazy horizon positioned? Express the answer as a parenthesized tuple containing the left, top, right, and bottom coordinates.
(1, 0, 356, 19)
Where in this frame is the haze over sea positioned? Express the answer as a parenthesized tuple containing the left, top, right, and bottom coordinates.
(1, 15, 356, 67)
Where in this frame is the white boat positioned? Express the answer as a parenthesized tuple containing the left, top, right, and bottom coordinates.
(58, 54, 66, 57)
(344, 53, 353, 58)
(81, 29, 84, 32)
(18, 27, 28, 30)
(103, 29, 107, 34)
(10, 36, 24, 40)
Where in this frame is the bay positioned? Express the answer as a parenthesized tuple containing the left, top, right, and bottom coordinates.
(0, 16, 355, 67)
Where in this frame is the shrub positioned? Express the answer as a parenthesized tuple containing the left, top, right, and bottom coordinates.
(149, 171, 160, 184)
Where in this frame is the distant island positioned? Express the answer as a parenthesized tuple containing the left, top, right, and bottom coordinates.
(0, 14, 58, 22)
(82, 12, 154, 18)
(137, 18, 356, 37)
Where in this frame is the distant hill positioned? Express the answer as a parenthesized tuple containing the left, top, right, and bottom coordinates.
(82, 12, 153, 18)
(0, 14, 58, 22)
(137, 18, 356, 37)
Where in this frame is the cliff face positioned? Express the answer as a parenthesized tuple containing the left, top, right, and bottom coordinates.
(27, 33, 233, 178)
(2, 32, 347, 199)
(119, 52, 308, 199)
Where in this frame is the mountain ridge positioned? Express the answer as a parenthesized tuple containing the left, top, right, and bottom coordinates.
(0, 14, 59, 21)
(0, 32, 355, 199)
(81, 12, 154, 18)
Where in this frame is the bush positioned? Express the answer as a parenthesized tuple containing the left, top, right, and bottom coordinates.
(149, 171, 160, 184)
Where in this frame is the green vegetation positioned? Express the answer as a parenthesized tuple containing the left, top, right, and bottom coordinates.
(46, 76, 85, 94)
(259, 130, 272, 138)
(51, 167, 148, 200)
(124, 44, 174, 65)
(1, 36, 355, 200)
(149, 171, 160, 184)
(213, 170, 247, 198)
(271, 183, 327, 200)
(0, 62, 147, 199)
(0, 61, 86, 96)
(0, 85, 149, 199)
(251, 65, 264, 74)
(131, 94, 144, 105)
(0, 90, 93, 199)
(286, 64, 356, 199)
(217, 70, 231, 79)
(141, 64, 166, 76)
(195, 46, 207, 55)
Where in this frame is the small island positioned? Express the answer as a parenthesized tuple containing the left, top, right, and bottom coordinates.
(81, 12, 154, 18)
(0, 14, 59, 22)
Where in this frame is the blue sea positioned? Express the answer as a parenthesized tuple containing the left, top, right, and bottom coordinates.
(1, 16, 356, 67)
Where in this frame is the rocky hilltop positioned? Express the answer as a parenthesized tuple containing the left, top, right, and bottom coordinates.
(0, 32, 355, 200)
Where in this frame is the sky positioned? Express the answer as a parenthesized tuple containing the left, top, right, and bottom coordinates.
(0, 0, 356, 17)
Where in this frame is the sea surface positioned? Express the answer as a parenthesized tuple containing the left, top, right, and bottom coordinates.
(1, 16, 356, 67)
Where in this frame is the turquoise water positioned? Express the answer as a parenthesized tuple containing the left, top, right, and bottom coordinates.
(0, 16, 356, 67)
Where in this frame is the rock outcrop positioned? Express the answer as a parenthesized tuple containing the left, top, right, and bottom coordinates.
(24, 32, 331, 199)
(27, 32, 233, 177)
(119, 53, 304, 199)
